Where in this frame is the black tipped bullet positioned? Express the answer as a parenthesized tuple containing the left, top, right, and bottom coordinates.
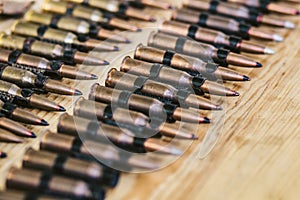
(90, 74, 98, 79)
(243, 75, 251, 81)
(203, 117, 211, 123)
(40, 119, 49, 126)
(103, 60, 110, 65)
(74, 90, 83, 96)
(113, 46, 119, 51)
(0, 151, 7, 158)
(29, 132, 37, 138)
(256, 62, 263, 67)
(57, 105, 66, 112)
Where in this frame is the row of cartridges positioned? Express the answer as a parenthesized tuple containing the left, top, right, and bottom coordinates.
(0, 0, 299, 199)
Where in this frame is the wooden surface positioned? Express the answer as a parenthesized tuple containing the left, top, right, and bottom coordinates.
(0, 1, 300, 200)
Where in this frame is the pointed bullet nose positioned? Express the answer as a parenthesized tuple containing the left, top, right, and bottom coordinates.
(256, 62, 262, 67)
(103, 60, 110, 65)
(29, 131, 37, 138)
(113, 46, 119, 51)
(40, 119, 49, 126)
(243, 75, 251, 81)
(203, 117, 211, 123)
(0, 152, 7, 158)
(150, 17, 157, 22)
(125, 39, 131, 43)
(191, 134, 199, 140)
(90, 74, 98, 79)
(74, 89, 83, 96)
(57, 105, 66, 112)
(233, 91, 240, 96)
(215, 105, 223, 110)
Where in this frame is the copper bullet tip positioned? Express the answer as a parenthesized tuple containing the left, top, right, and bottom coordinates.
(40, 119, 49, 126)
(256, 62, 263, 67)
(243, 75, 251, 81)
(0, 152, 7, 158)
(74, 89, 83, 96)
(57, 105, 66, 112)
(203, 117, 210, 124)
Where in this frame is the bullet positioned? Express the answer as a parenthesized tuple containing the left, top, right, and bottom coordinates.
(172, 9, 283, 41)
(160, 20, 272, 54)
(24, 11, 130, 43)
(134, 44, 249, 82)
(105, 69, 227, 112)
(183, 0, 295, 28)
(121, 56, 236, 101)
(0, 64, 84, 96)
(0, 80, 65, 111)
(0, 115, 36, 138)
(89, 84, 210, 124)
(23, 148, 120, 188)
(0, 150, 7, 158)
(74, 97, 149, 127)
(0, 0, 33, 16)
(74, 98, 197, 139)
(0, 127, 25, 143)
(0, 33, 108, 66)
(129, 0, 174, 9)
(41, 130, 160, 170)
(148, 32, 264, 67)
(6, 167, 103, 200)
(0, 99, 48, 126)
(220, 0, 300, 15)
(0, 190, 68, 200)
(63, 0, 157, 22)
(58, 113, 183, 155)
(43, 0, 141, 32)
(11, 21, 118, 53)
(0, 48, 96, 82)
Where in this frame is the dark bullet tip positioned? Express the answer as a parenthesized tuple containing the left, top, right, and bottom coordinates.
(103, 60, 110, 65)
(113, 46, 119, 51)
(0, 152, 7, 158)
(137, 28, 142, 32)
(74, 89, 83, 96)
(125, 39, 131, 43)
(256, 62, 263, 67)
(40, 119, 49, 126)
(29, 132, 37, 138)
(90, 74, 98, 79)
(243, 75, 251, 81)
(203, 117, 211, 123)
(191, 134, 199, 140)
(58, 105, 66, 112)
(150, 17, 157, 22)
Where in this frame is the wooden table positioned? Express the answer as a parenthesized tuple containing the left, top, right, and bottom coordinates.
(0, 1, 299, 200)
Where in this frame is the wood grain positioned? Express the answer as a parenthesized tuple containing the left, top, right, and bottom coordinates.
(0, 1, 300, 200)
